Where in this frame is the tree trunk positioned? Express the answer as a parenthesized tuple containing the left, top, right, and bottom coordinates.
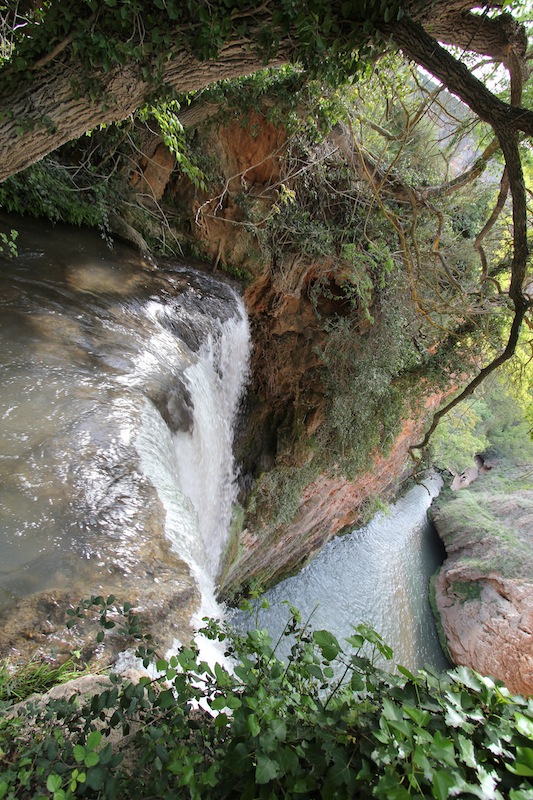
(386, 16, 533, 137)
(0, 6, 531, 184)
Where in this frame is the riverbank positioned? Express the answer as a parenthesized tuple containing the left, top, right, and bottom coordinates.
(431, 460, 533, 695)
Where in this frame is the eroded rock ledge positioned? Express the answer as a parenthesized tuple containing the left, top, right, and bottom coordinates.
(431, 474, 533, 696)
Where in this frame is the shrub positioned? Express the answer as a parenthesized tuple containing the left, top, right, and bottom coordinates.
(1, 597, 533, 799)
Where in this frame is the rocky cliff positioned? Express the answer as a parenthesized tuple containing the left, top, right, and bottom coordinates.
(432, 470, 533, 696)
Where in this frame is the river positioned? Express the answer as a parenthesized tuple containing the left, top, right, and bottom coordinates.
(232, 476, 449, 672)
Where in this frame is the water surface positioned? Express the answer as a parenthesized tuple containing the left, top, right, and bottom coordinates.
(234, 476, 449, 672)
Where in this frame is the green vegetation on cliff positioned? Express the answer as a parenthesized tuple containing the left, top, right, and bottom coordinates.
(2, 598, 533, 800)
(431, 370, 533, 578)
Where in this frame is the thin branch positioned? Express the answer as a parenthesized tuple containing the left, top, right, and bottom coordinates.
(474, 168, 509, 283)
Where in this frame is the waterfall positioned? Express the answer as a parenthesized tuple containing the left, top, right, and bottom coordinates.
(0, 216, 251, 662)
(135, 280, 250, 632)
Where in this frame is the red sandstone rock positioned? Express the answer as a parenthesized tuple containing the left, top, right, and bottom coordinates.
(434, 568, 533, 696)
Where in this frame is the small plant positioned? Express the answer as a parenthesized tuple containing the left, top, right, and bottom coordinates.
(0, 656, 84, 704)
(0, 228, 17, 259)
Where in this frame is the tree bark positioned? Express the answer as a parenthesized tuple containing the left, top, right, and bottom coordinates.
(0, 41, 287, 183)
(0, 4, 531, 184)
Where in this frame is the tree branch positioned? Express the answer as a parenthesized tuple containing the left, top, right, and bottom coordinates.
(387, 15, 533, 136)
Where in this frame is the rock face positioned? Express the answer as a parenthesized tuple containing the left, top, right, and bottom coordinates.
(220, 397, 445, 596)
(432, 478, 533, 696)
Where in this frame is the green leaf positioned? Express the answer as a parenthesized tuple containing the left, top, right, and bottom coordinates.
(46, 774, 62, 792)
(86, 730, 102, 750)
(432, 769, 456, 800)
(84, 751, 100, 768)
(430, 731, 457, 768)
(382, 697, 402, 722)
(211, 695, 230, 711)
(515, 712, 533, 740)
(457, 734, 477, 769)
(86, 767, 105, 791)
(73, 744, 86, 763)
(313, 630, 341, 661)
(271, 718, 287, 742)
(403, 705, 431, 728)
(247, 713, 260, 737)
(224, 693, 242, 710)
(507, 746, 533, 776)
(277, 745, 299, 776)
(256, 754, 281, 784)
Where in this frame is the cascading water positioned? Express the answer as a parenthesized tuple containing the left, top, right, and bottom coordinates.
(135, 295, 250, 628)
(0, 215, 249, 658)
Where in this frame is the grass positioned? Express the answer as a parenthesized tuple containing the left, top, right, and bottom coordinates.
(433, 463, 533, 580)
(0, 657, 86, 705)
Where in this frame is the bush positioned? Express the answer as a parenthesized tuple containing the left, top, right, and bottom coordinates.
(1, 597, 533, 799)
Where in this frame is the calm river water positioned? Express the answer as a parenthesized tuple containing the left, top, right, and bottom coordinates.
(233, 476, 449, 672)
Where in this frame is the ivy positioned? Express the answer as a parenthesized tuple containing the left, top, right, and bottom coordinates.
(1, 0, 406, 102)
(137, 101, 207, 191)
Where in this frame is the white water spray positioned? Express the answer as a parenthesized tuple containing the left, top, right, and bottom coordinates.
(136, 285, 250, 640)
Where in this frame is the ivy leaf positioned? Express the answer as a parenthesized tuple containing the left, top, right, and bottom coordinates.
(255, 754, 281, 784)
(515, 712, 533, 740)
(507, 747, 533, 776)
(432, 769, 456, 800)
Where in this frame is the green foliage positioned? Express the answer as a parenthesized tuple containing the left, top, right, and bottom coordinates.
(2, 599, 533, 799)
(137, 102, 207, 191)
(0, 158, 119, 231)
(248, 461, 318, 531)
(432, 374, 533, 472)
(318, 283, 420, 477)
(431, 399, 490, 474)
(0, 228, 17, 258)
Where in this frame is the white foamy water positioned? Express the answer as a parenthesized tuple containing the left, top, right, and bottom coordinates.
(136, 294, 250, 638)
